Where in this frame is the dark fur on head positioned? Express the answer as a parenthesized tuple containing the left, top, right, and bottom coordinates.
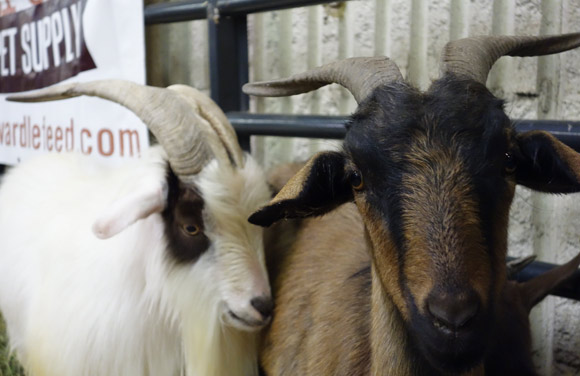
(162, 166, 210, 263)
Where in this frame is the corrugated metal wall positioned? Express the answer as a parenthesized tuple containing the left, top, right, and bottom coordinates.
(146, 1, 580, 374)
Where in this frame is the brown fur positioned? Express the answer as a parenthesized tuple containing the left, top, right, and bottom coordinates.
(268, 157, 320, 205)
(261, 198, 580, 376)
(262, 162, 305, 286)
(402, 141, 491, 312)
(261, 201, 500, 376)
(261, 203, 371, 375)
(252, 78, 580, 374)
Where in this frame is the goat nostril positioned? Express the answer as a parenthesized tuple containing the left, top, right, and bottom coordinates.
(251, 296, 273, 319)
(427, 292, 479, 329)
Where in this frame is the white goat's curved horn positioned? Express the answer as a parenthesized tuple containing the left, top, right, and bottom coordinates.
(7, 80, 221, 178)
(441, 32, 580, 84)
(168, 85, 244, 168)
(243, 56, 403, 104)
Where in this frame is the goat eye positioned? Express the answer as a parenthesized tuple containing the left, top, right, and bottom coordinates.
(504, 152, 517, 173)
(182, 224, 200, 236)
(350, 170, 364, 190)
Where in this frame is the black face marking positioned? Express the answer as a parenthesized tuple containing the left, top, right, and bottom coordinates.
(343, 75, 518, 370)
(346, 75, 514, 259)
(162, 166, 210, 263)
(345, 81, 421, 256)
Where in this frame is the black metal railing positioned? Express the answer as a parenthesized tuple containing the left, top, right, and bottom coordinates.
(145, 0, 335, 24)
(144, 0, 580, 300)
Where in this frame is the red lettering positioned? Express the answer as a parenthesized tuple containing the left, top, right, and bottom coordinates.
(81, 128, 92, 154)
(19, 121, 26, 147)
(119, 129, 140, 157)
(65, 119, 74, 151)
(0, 122, 5, 144)
(46, 126, 53, 151)
(98, 129, 114, 157)
(55, 127, 63, 152)
(32, 125, 40, 149)
(11, 122, 17, 146)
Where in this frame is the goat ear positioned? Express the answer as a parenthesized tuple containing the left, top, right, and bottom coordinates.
(518, 252, 580, 312)
(249, 151, 352, 227)
(92, 180, 168, 239)
(516, 130, 580, 193)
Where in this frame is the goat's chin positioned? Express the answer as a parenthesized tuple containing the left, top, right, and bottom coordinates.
(223, 309, 270, 332)
(408, 310, 491, 374)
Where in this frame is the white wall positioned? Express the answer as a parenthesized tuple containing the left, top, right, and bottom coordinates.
(147, 1, 580, 374)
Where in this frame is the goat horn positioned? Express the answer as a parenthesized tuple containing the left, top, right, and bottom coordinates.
(7, 80, 221, 178)
(441, 32, 580, 84)
(243, 56, 403, 103)
(168, 85, 245, 168)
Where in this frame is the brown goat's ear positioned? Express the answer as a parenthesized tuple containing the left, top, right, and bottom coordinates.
(518, 252, 580, 312)
(516, 130, 580, 193)
(249, 152, 352, 227)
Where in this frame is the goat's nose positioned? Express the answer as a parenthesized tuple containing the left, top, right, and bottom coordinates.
(426, 290, 479, 329)
(251, 296, 273, 319)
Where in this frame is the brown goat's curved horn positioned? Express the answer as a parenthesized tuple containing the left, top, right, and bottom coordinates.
(441, 33, 580, 84)
(7, 80, 218, 178)
(168, 85, 244, 168)
(243, 56, 403, 103)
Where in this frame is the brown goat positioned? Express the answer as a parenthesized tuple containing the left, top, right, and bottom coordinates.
(246, 33, 580, 375)
(261, 198, 579, 375)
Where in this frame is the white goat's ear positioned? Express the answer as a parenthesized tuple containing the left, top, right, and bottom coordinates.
(92, 181, 168, 239)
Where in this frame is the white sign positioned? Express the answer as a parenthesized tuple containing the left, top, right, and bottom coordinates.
(0, 0, 147, 165)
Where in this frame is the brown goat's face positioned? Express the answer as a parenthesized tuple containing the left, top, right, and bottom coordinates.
(345, 78, 516, 371)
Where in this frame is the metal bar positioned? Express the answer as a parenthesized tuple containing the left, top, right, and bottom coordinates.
(514, 120, 580, 151)
(144, 0, 337, 24)
(207, 1, 250, 148)
(145, 1, 206, 24)
(228, 113, 347, 139)
(509, 258, 580, 301)
(228, 113, 580, 150)
(208, 5, 249, 113)
(217, 0, 338, 14)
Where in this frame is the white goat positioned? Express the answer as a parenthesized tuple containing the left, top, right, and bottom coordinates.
(0, 80, 272, 376)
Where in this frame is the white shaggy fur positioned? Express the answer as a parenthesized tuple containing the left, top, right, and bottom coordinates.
(0, 145, 271, 376)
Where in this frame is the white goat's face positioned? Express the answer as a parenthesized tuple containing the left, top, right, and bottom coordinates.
(163, 157, 273, 331)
